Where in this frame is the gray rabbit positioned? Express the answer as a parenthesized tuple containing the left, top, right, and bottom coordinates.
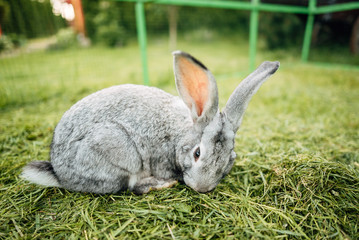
(21, 51, 279, 194)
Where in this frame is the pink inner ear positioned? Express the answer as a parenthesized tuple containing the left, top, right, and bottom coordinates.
(178, 57, 209, 116)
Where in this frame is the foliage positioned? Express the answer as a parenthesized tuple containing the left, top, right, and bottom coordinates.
(2, 0, 66, 39)
(7, 33, 26, 47)
(81, 1, 251, 45)
(93, 2, 128, 47)
(80, 1, 131, 47)
(47, 28, 77, 51)
(176, 7, 250, 36)
(0, 34, 26, 53)
(0, 36, 358, 238)
(0, 35, 13, 52)
(0, 0, 10, 25)
(260, 12, 304, 49)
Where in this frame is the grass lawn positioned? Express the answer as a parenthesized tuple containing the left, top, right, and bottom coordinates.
(0, 34, 358, 239)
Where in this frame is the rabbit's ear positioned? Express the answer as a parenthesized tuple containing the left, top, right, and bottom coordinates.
(173, 51, 218, 124)
(223, 61, 279, 131)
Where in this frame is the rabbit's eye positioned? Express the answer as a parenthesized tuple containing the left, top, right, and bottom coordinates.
(193, 147, 200, 161)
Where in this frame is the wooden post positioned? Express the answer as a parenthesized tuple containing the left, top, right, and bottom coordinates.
(168, 5, 178, 51)
(71, 0, 86, 36)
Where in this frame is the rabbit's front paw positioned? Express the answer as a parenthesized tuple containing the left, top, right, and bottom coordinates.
(154, 179, 178, 190)
(132, 177, 178, 195)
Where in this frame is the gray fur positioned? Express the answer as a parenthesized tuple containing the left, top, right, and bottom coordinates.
(21, 51, 279, 194)
(223, 61, 280, 130)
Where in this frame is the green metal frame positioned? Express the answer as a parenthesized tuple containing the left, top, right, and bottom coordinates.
(135, 2, 150, 85)
(116, 0, 359, 85)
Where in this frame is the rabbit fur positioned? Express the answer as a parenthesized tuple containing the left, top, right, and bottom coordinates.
(21, 51, 279, 194)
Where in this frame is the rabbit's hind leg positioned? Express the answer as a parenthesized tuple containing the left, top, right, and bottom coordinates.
(53, 122, 143, 194)
(131, 177, 178, 195)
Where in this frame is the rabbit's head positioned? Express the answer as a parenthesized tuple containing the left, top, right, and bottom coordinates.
(173, 51, 279, 193)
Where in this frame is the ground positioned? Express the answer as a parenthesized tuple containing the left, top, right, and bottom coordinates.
(0, 34, 358, 239)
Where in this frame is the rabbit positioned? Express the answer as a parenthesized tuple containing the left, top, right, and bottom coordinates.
(21, 51, 279, 194)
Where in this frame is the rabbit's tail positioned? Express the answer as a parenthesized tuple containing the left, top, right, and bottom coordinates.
(21, 161, 60, 187)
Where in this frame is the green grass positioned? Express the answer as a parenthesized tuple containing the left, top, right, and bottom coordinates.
(1, 34, 358, 239)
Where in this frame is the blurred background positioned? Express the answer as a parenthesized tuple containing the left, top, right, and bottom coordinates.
(1, 0, 359, 53)
(0, 0, 358, 109)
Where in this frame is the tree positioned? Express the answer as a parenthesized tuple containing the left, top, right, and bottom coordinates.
(2, 0, 65, 39)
